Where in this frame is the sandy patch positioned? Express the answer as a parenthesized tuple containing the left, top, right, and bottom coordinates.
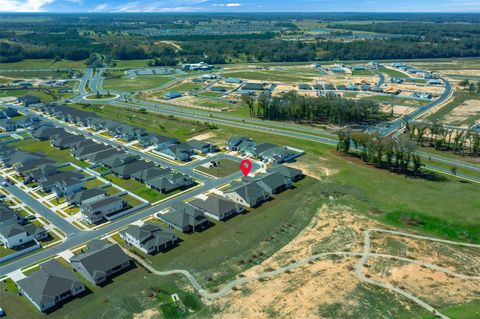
(188, 132, 216, 141)
(440, 69, 480, 76)
(210, 205, 380, 318)
(443, 99, 480, 124)
(381, 104, 414, 116)
(367, 262, 480, 306)
(285, 155, 338, 180)
(133, 308, 160, 319)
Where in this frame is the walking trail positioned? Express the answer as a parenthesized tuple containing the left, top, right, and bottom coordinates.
(116, 228, 480, 319)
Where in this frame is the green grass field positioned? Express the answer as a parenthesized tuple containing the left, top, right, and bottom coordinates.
(112, 59, 150, 68)
(0, 262, 208, 319)
(222, 70, 316, 83)
(352, 70, 374, 76)
(10, 139, 89, 168)
(195, 159, 239, 178)
(362, 94, 429, 107)
(117, 177, 320, 288)
(103, 75, 174, 92)
(210, 125, 480, 244)
(379, 67, 408, 78)
(0, 59, 87, 70)
(103, 173, 185, 203)
(68, 103, 216, 140)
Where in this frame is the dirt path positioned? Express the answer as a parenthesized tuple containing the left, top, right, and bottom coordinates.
(118, 225, 480, 319)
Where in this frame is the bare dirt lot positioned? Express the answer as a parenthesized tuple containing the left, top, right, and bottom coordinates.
(443, 99, 480, 125)
(209, 200, 480, 318)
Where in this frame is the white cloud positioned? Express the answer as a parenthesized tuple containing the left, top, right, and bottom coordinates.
(92, 3, 109, 11)
(213, 2, 241, 7)
(92, 1, 207, 12)
(0, 0, 55, 12)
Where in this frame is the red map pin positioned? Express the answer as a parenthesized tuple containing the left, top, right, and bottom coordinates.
(240, 159, 252, 176)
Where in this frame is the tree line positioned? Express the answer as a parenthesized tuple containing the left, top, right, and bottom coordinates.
(241, 91, 382, 125)
(405, 121, 480, 157)
(337, 130, 424, 176)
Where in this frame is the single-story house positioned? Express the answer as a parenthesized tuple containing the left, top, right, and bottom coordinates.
(50, 134, 85, 150)
(223, 181, 270, 208)
(138, 134, 178, 149)
(120, 222, 177, 255)
(31, 126, 65, 141)
(16, 259, 86, 312)
(0, 119, 17, 131)
(164, 91, 182, 99)
(38, 171, 84, 193)
(187, 139, 218, 154)
(158, 142, 194, 162)
(72, 143, 108, 160)
(242, 82, 264, 91)
(145, 172, 194, 193)
(267, 165, 303, 182)
(111, 160, 154, 179)
(226, 136, 251, 151)
(84, 148, 119, 164)
(17, 95, 40, 106)
(70, 240, 131, 285)
(189, 195, 244, 221)
(159, 202, 209, 233)
(100, 153, 139, 169)
(248, 171, 292, 195)
(131, 167, 172, 183)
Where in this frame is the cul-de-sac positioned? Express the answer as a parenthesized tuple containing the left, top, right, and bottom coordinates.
(0, 7, 479, 319)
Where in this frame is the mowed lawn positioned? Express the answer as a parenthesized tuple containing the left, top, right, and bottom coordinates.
(103, 173, 185, 203)
(195, 159, 239, 178)
(211, 125, 480, 244)
(68, 103, 216, 140)
(0, 59, 87, 70)
(10, 139, 89, 168)
(117, 177, 320, 288)
(222, 70, 316, 82)
(0, 264, 207, 319)
(103, 75, 174, 92)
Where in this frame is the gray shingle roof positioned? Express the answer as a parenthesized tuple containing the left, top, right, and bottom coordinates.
(131, 167, 172, 182)
(121, 222, 176, 251)
(82, 196, 125, 212)
(66, 188, 106, 204)
(160, 202, 207, 230)
(111, 160, 154, 177)
(17, 259, 84, 308)
(70, 240, 130, 282)
(225, 181, 269, 206)
(189, 195, 241, 218)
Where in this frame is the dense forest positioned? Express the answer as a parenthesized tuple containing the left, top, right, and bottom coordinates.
(1, 13, 480, 64)
(242, 92, 381, 125)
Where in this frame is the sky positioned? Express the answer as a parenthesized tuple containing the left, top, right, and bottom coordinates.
(0, 0, 479, 13)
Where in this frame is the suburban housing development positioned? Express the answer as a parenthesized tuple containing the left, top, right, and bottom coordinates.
(0, 9, 479, 319)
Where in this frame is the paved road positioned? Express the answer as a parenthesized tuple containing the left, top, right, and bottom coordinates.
(19, 106, 252, 183)
(68, 71, 480, 183)
(375, 78, 452, 137)
(1, 107, 263, 274)
(0, 176, 79, 236)
(0, 168, 247, 276)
